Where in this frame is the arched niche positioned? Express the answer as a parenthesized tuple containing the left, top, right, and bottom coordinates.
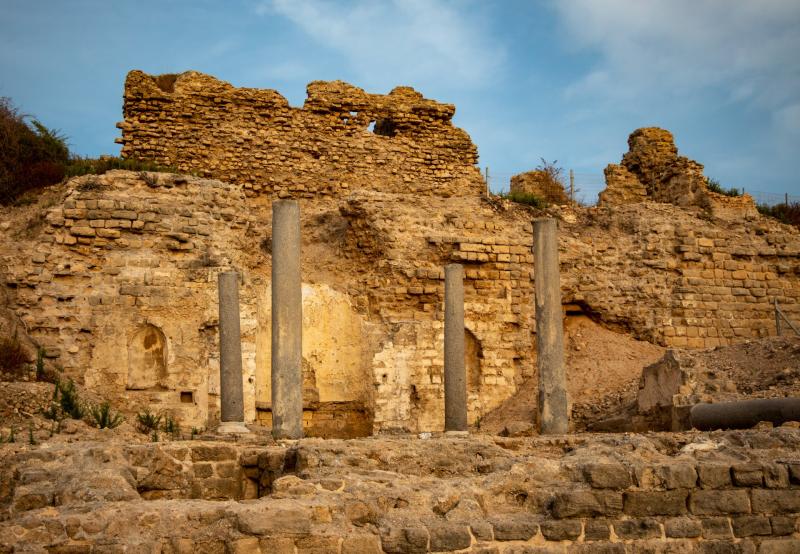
(127, 324, 167, 390)
(465, 328, 483, 391)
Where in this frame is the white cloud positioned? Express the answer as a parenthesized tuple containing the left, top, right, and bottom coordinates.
(258, 0, 504, 91)
(554, 0, 800, 116)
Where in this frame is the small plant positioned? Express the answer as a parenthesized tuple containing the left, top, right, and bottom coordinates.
(57, 379, 84, 420)
(65, 156, 179, 179)
(136, 409, 162, 434)
(757, 201, 800, 229)
(498, 190, 547, 209)
(8, 426, 15, 443)
(28, 424, 36, 445)
(151, 431, 159, 442)
(162, 414, 179, 439)
(34, 348, 46, 381)
(42, 402, 61, 421)
(89, 402, 124, 429)
(0, 336, 29, 379)
(705, 177, 741, 197)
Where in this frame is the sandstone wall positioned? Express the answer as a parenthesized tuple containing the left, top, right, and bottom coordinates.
(1, 170, 799, 434)
(3, 432, 800, 552)
(117, 71, 484, 199)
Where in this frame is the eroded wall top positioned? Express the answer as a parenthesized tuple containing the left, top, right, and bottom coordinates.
(117, 70, 484, 198)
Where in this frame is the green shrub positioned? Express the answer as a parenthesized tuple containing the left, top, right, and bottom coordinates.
(57, 379, 85, 420)
(0, 97, 69, 204)
(162, 414, 179, 438)
(136, 409, 162, 434)
(757, 201, 800, 228)
(706, 177, 741, 197)
(498, 190, 547, 209)
(64, 156, 178, 178)
(89, 402, 124, 429)
(0, 336, 29, 379)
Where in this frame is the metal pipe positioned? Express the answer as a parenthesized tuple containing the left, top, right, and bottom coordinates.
(690, 398, 800, 431)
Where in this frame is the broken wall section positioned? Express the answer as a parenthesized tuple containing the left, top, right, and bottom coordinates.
(118, 71, 485, 199)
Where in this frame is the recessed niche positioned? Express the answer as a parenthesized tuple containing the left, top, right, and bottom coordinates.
(180, 391, 194, 404)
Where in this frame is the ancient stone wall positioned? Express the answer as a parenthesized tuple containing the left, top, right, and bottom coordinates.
(1, 170, 799, 434)
(117, 71, 484, 199)
(3, 432, 800, 552)
(509, 170, 570, 204)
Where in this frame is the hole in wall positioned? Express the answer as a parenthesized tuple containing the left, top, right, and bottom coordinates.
(373, 118, 397, 137)
(180, 391, 194, 404)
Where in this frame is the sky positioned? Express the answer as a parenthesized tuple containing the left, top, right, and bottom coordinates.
(1, 0, 798, 203)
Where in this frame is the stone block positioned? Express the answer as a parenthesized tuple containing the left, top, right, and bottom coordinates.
(237, 504, 311, 536)
(689, 490, 750, 515)
(540, 519, 581, 541)
(732, 464, 763, 487)
(612, 518, 662, 539)
(551, 490, 623, 518)
(624, 490, 688, 516)
(380, 526, 429, 554)
(470, 521, 494, 541)
(664, 517, 702, 538)
(427, 523, 471, 552)
(701, 517, 732, 539)
(488, 515, 538, 541)
(751, 490, 800, 514)
(769, 516, 796, 536)
(583, 519, 610, 541)
(697, 463, 731, 489)
(341, 535, 381, 554)
(583, 463, 632, 489)
(191, 444, 238, 462)
(763, 464, 790, 489)
(257, 538, 295, 554)
(566, 545, 625, 554)
(732, 515, 771, 537)
(226, 538, 259, 554)
(295, 536, 341, 554)
(758, 540, 800, 554)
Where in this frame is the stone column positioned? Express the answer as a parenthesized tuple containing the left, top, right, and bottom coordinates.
(444, 264, 468, 433)
(271, 200, 303, 440)
(533, 218, 568, 434)
(218, 271, 249, 434)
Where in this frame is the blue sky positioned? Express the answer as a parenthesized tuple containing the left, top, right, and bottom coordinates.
(2, 0, 798, 202)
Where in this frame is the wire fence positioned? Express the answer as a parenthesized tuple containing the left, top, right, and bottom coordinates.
(484, 168, 799, 207)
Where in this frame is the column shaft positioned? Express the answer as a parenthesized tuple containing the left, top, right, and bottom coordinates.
(533, 218, 568, 434)
(218, 271, 244, 423)
(444, 264, 468, 431)
(271, 200, 303, 439)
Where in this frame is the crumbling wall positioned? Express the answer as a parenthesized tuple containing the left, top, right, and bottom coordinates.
(117, 71, 484, 199)
(599, 127, 759, 221)
(510, 170, 570, 204)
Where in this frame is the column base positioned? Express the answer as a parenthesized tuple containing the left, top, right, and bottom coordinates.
(444, 430, 470, 438)
(217, 421, 251, 435)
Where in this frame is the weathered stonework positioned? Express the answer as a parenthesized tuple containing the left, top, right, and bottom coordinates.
(599, 127, 759, 221)
(117, 71, 484, 198)
(510, 170, 570, 204)
(1, 73, 799, 436)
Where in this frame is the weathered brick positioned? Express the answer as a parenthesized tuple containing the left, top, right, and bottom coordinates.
(613, 518, 661, 539)
(732, 464, 763, 487)
(763, 464, 790, 489)
(380, 526, 429, 554)
(427, 523, 470, 552)
(624, 490, 688, 516)
(552, 490, 623, 519)
(751, 490, 800, 514)
(583, 519, 610, 541)
(701, 517, 732, 539)
(732, 515, 772, 537)
(540, 519, 581, 541)
(583, 463, 632, 489)
(689, 490, 750, 515)
(697, 463, 731, 489)
(769, 516, 796, 536)
(488, 515, 538, 541)
(664, 517, 702, 538)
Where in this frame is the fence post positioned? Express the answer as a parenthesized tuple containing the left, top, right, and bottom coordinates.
(484, 167, 490, 197)
(775, 298, 782, 336)
(569, 169, 574, 203)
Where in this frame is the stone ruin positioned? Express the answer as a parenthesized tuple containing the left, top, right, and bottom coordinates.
(1, 70, 800, 552)
(599, 127, 759, 220)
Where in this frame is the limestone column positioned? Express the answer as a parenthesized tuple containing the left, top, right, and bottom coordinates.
(533, 218, 568, 434)
(271, 200, 303, 440)
(218, 271, 249, 434)
(444, 264, 468, 432)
